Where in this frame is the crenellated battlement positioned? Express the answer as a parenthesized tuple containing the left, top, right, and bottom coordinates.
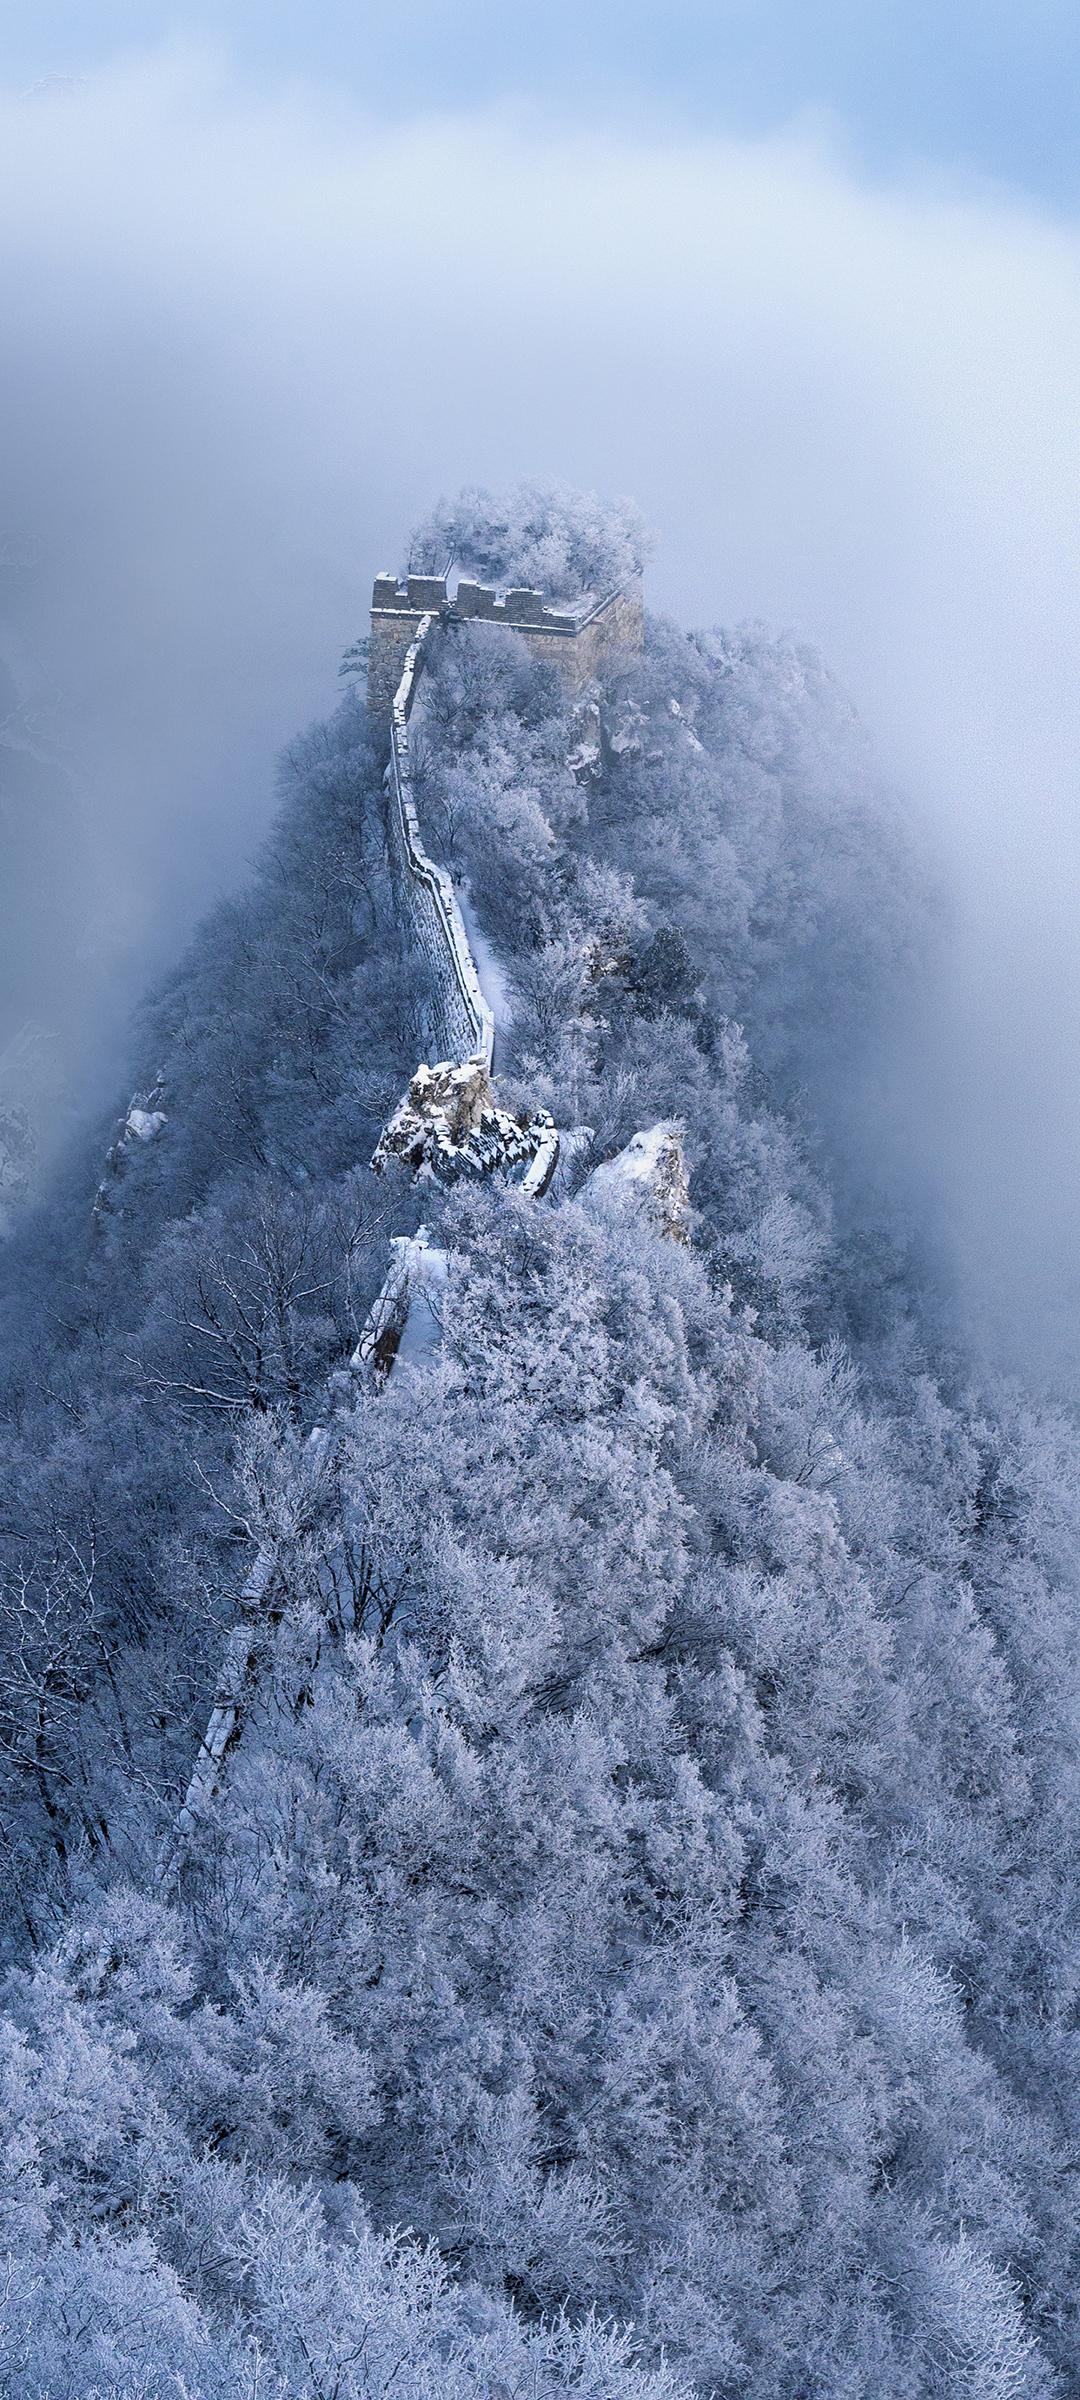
(367, 562, 644, 720)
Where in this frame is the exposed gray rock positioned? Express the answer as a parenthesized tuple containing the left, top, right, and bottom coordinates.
(581, 1121, 690, 1243)
(372, 1057, 556, 1190)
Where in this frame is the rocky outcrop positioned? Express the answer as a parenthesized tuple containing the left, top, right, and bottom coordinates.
(92, 1073, 167, 1225)
(372, 1058, 557, 1193)
(581, 1122, 690, 1243)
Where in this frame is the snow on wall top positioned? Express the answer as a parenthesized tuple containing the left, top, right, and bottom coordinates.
(386, 615, 495, 1072)
(371, 568, 623, 636)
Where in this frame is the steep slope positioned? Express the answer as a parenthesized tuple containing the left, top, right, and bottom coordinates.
(0, 489, 1078, 2399)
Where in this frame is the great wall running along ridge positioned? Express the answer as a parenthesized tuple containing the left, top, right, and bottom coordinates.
(161, 552, 681, 1877)
(366, 562, 645, 722)
(162, 589, 583, 1876)
(381, 612, 495, 1072)
(375, 609, 558, 1195)
(161, 563, 669, 1874)
(368, 553, 646, 1188)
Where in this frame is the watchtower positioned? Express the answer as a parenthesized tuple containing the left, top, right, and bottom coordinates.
(367, 565, 644, 722)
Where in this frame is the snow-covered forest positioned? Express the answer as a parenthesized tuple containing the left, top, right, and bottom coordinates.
(1, 485, 1079, 2399)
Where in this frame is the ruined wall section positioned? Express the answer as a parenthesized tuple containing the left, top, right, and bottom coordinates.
(171, 546, 649, 1866)
(368, 569, 644, 722)
(368, 575, 448, 720)
(386, 616, 495, 1071)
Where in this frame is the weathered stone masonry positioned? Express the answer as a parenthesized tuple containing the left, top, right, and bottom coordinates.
(367, 568, 644, 722)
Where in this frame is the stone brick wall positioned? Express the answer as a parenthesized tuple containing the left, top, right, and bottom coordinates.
(368, 611, 423, 721)
(385, 616, 495, 1070)
(368, 568, 644, 723)
(512, 578, 645, 688)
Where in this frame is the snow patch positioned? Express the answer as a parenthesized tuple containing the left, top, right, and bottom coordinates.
(393, 1237, 449, 1373)
(581, 1122, 690, 1242)
(126, 1106, 166, 1144)
(457, 880, 514, 1033)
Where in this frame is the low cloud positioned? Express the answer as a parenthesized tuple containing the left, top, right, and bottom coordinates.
(2, 46, 1079, 1376)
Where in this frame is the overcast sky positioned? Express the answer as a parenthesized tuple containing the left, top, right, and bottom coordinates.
(7, 0, 1080, 205)
(2, 14, 1079, 1379)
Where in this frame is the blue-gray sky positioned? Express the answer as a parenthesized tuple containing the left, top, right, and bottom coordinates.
(5, 0, 1080, 205)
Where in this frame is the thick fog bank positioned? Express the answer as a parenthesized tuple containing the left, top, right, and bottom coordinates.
(2, 49, 1079, 1379)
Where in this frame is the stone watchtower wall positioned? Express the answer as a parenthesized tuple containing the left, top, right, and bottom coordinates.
(368, 575, 451, 721)
(368, 568, 644, 724)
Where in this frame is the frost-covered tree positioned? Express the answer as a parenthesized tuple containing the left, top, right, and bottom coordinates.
(410, 479, 649, 599)
(0, 485, 1078, 2396)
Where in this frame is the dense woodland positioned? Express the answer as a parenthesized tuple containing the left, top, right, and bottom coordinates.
(1, 488, 1078, 2397)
